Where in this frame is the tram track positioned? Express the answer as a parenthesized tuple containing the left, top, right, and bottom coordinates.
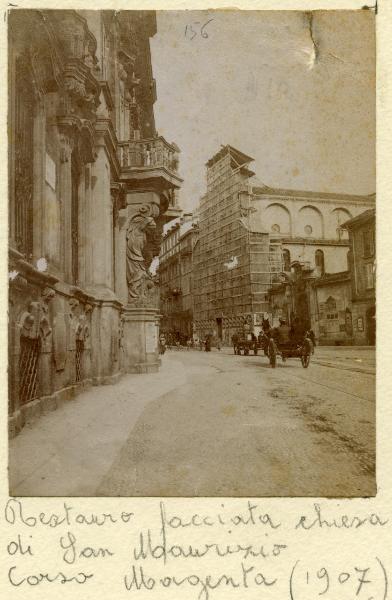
(277, 365, 374, 403)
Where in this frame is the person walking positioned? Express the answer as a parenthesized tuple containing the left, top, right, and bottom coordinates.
(205, 335, 211, 352)
(308, 329, 316, 349)
(305, 330, 315, 354)
(231, 333, 239, 354)
(159, 333, 166, 355)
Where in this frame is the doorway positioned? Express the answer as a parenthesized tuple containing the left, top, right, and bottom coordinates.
(216, 317, 223, 340)
(366, 306, 376, 346)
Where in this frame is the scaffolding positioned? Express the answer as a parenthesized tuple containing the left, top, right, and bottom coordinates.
(193, 146, 283, 342)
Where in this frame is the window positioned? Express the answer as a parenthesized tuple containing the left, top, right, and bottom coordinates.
(315, 249, 325, 275)
(347, 249, 352, 271)
(363, 229, 374, 258)
(325, 296, 337, 311)
(283, 249, 291, 271)
(365, 262, 374, 289)
(326, 312, 338, 320)
(304, 225, 313, 236)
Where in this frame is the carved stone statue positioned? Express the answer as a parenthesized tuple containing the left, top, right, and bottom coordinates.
(126, 213, 157, 303)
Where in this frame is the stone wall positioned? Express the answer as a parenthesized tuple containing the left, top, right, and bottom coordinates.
(8, 250, 128, 436)
(8, 9, 181, 436)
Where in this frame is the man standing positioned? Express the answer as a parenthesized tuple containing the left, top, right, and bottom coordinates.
(277, 319, 290, 344)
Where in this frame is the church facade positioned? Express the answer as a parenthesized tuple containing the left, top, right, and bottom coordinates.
(8, 10, 182, 436)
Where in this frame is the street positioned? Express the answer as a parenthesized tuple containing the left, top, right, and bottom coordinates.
(9, 347, 375, 498)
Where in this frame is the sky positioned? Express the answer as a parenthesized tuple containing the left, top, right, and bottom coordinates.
(150, 10, 375, 213)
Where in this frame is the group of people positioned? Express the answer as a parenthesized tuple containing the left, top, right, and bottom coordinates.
(200, 334, 222, 352)
(159, 332, 224, 353)
(160, 320, 316, 357)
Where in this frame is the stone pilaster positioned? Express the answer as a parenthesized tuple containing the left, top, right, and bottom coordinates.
(84, 146, 115, 297)
(59, 132, 74, 282)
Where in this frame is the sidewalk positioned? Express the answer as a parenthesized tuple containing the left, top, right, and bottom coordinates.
(9, 357, 188, 496)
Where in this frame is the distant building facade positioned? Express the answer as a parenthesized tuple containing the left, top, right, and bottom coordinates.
(268, 207, 375, 346)
(159, 214, 199, 339)
(193, 146, 282, 345)
(8, 9, 181, 436)
(262, 187, 375, 338)
(343, 209, 376, 345)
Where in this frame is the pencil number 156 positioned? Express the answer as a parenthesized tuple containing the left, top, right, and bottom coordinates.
(184, 19, 213, 41)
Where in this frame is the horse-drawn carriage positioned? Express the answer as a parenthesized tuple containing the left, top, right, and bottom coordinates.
(266, 334, 313, 368)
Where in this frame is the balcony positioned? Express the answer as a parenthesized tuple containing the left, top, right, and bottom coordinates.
(118, 136, 183, 192)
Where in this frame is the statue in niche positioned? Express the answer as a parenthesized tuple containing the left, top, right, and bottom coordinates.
(126, 213, 157, 303)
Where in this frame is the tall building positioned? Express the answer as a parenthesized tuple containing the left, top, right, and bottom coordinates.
(193, 146, 281, 344)
(8, 9, 182, 435)
(159, 214, 199, 339)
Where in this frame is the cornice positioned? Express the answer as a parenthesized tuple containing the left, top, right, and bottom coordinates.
(280, 237, 350, 247)
(95, 117, 120, 179)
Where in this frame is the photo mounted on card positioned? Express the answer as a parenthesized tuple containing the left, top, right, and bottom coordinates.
(7, 7, 375, 499)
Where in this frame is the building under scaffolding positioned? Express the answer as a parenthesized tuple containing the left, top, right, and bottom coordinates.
(193, 145, 282, 344)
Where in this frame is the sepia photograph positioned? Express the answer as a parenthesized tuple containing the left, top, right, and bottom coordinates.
(7, 8, 376, 497)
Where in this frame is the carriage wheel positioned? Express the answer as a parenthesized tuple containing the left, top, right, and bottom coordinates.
(301, 353, 310, 368)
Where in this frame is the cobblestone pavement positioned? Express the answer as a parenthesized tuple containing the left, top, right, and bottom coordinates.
(9, 347, 375, 497)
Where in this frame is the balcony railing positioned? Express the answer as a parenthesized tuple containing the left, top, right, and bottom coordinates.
(118, 136, 180, 175)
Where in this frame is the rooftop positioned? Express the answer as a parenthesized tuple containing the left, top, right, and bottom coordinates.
(313, 271, 350, 286)
(342, 208, 376, 229)
(206, 144, 254, 169)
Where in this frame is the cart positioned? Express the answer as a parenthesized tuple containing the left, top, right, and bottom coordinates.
(267, 336, 313, 368)
(234, 334, 258, 356)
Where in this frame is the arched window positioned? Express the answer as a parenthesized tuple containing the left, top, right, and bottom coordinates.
(264, 203, 291, 235)
(332, 208, 352, 240)
(315, 249, 325, 275)
(283, 249, 291, 271)
(299, 205, 324, 238)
